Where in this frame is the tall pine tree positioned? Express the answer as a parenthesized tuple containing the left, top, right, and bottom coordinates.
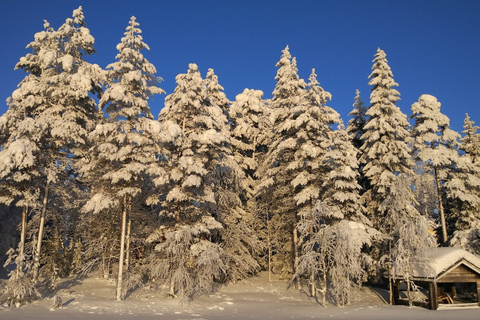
(410, 94, 462, 243)
(360, 48, 413, 232)
(81, 16, 166, 300)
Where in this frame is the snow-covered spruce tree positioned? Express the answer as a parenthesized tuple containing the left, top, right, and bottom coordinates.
(257, 46, 309, 279)
(460, 114, 480, 164)
(229, 89, 271, 202)
(322, 124, 369, 226)
(204, 69, 262, 283)
(286, 68, 340, 291)
(346, 89, 368, 193)
(229, 89, 271, 275)
(205, 68, 230, 124)
(410, 94, 462, 243)
(379, 174, 436, 306)
(295, 123, 373, 306)
(0, 7, 102, 304)
(148, 64, 231, 300)
(0, 22, 57, 298)
(81, 16, 167, 301)
(360, 48, 413, 233)
(449, 114, 480, 254)
(346, 89, 367, 152)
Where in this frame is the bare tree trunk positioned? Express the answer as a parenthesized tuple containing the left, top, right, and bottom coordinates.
(309, 208, 315, 297)
(266, 207, 272, 282)
(19, 206, 27, 256)
(321, 265, 327, 307)
(34, 179, 50, 281)
(388, 263, 393, 305)
(434, 168, 448, 243)
(292, 223, 299, 289)
(116, 195, 128, 301)
(17, 205, 28, 275)
(125, 217, 131, 273)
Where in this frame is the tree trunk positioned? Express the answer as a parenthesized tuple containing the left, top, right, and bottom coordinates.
(292, 223, 299, 289)
(116, 195, 128, 301)
(388, 263, 393, 305)
(321, 265, 327, 307)
(125, 217, 131, 273)
(309, 208, 315, 297)
(17, 205, 28, 275)
(266, 208, 272, 282)
(34, 179, 50, 281)
(434, 168, 448, 243)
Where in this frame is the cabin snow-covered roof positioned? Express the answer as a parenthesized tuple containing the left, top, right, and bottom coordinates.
(394, 247, 480, 280)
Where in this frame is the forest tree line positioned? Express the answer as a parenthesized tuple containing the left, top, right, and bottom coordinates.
(1, 7, 479, 307)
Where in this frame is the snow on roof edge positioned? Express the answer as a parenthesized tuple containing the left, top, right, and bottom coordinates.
(393, 247, 480, 280)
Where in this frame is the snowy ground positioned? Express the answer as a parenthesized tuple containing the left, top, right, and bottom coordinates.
(0, 272, 478, 319)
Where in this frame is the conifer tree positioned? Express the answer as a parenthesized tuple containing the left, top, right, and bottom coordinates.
(204, 69, 262, 283)
(346, 89, 367, 151)
(81, 16, 166, 301)
(229, 89, 271, 276)
(205, 68, 231, 124)
(347, 90, 368, 193)
(295, 122, 372, 306)
(258, 46, 308, 278)
(149, 64, 236, 299)
(360, 48, 413, 232)
(229, 89, 271, 201)
(460, 114, 480, 164)
(0, 7, 102, 304)
(410, 94, 461, 243)
(449, 114, 480, 254)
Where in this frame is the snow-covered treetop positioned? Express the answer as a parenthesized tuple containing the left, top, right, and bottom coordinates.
(230, 88, 270, 150)
(410, 94, 460, 166)
(307, 69, 331, 106)
(160, 63, 207, 130)
(461, 113, 480, 164)
(57, 6, 96, 58)
(306, 68, 339, 128)
(100, 16, 164, 120)
(270, 46, 306, 125)
(368, 48, 399, 103)
(347, 89, 367, 146)
(205, 68, 230, 129)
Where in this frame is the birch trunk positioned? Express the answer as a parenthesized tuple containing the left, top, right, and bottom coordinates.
(309, 207, 315, 297)
(292, 223, 299, 289)
(34, 179, 50, 281)
(116, 195, 128, 301)
(125, 217, 131, 273)
(17, 205, 28, 275)
(267, 209, 272, 282)
(434, 168, 448, 243)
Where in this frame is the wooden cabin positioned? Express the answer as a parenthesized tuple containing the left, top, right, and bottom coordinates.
(389, 247, 480, 310)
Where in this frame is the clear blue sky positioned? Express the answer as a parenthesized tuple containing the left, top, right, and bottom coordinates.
(1, 0, 479, 133)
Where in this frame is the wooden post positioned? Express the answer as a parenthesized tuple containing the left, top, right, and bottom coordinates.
(429, 282, 438, 310)
(392, 281, 399, 305)
(450, 284, 457, 299)
(477, 281, 480, 307)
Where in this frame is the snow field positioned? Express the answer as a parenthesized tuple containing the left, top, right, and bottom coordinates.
(1, 272, 479, 319)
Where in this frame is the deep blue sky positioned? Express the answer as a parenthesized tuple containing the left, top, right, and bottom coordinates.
(1, 0, 479, 133)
